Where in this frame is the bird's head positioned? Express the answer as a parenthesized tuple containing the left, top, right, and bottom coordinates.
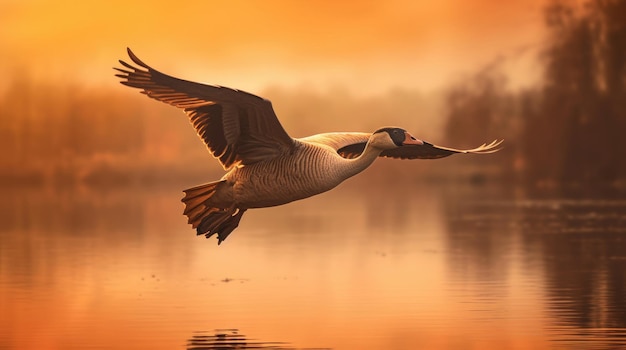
(370, 127, 423, 150)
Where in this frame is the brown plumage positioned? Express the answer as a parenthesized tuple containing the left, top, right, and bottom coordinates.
(115, 48, 502, 244)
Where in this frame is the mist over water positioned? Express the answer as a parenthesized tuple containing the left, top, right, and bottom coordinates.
(2, 178, 625, 349)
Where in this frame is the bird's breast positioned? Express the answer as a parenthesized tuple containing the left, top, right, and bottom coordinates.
(228, 145, 348, 208)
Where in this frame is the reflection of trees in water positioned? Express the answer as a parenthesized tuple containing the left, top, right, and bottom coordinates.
(440, 185, 523, 306)
(0, 187, 190, 288)
(187, 329, 329, 350)
(518, 200, 626, 346)
(441, 186, 626, 346)
(0, 187, 138, 288)
(361, 171, 419, 232)
(0, 187, 145, 236)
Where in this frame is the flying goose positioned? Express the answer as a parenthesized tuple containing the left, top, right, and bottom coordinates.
(115, 48, 502, 244)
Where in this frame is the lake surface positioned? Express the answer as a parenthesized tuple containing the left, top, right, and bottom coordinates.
(1, 178, 626, 349)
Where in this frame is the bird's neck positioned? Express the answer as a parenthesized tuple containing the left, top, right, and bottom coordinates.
(341, 141, 384, 179)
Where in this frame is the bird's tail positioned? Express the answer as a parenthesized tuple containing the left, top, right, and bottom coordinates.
(182, 181, 246, 244)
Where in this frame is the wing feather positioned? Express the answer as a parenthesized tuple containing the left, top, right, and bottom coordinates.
(115, 48, 294, 170)
(300, 132, 502, 160)
(328, 135, 502, 160)
(380, 139, 503, 159)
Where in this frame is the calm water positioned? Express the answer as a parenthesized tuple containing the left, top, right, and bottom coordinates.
(1, 178, 626, 349)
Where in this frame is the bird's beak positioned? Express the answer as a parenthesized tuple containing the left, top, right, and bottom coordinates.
(402, 132, 424, 145)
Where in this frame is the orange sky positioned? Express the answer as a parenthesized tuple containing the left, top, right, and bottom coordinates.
(0, 0, 546, 94)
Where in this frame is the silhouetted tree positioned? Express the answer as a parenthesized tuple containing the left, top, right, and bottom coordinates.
(444, 62, 527, 178)
(523, 0, 626, 184)
(444, 0, 626, 185)
(445, 65, 506, 147)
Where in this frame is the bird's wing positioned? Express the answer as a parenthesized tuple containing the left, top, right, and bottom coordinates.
(299, 132, 371, 156)
(336, 138, 503, 160)
(114, 48, 294, 170)
(380, 139, 503, 159)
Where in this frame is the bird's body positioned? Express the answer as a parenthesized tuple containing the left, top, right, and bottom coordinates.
(224, 140, 350, 208)
(203, 136, 388, 209)
(115, 48, 502, 244)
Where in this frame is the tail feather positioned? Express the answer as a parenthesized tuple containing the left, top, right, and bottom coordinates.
(182, 182, 221, 215)
(181, 181, 223, 226)
(181, 181, 246, 245)
(183, 195, 212, 215)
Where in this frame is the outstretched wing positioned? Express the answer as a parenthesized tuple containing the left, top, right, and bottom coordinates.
(380, 139, 503, 159)
(114, 48, 294, 170)
(336, 138, 503, 159)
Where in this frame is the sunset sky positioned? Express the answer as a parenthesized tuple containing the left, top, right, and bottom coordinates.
(0, 0, 547, 94)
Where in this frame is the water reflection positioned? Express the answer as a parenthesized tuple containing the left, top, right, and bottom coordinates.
(442, 186, 626, 349)
(187, 329, 330, 350)
(1, 179, 626, 349)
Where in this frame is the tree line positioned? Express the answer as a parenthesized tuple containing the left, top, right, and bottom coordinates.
(445, 0, 626, 187)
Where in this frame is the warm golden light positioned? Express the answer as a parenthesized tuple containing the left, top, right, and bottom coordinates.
(0, 0, 545, 92)
(3, 1, 625, 349)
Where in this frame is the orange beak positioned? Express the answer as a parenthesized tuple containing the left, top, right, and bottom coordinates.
(402, 132, 424, 145)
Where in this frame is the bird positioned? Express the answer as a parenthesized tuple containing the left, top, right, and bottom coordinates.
(114, 48, 502, 245)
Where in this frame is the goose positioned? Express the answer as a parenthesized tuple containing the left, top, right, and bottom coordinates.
(114, 48, 502, 244)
